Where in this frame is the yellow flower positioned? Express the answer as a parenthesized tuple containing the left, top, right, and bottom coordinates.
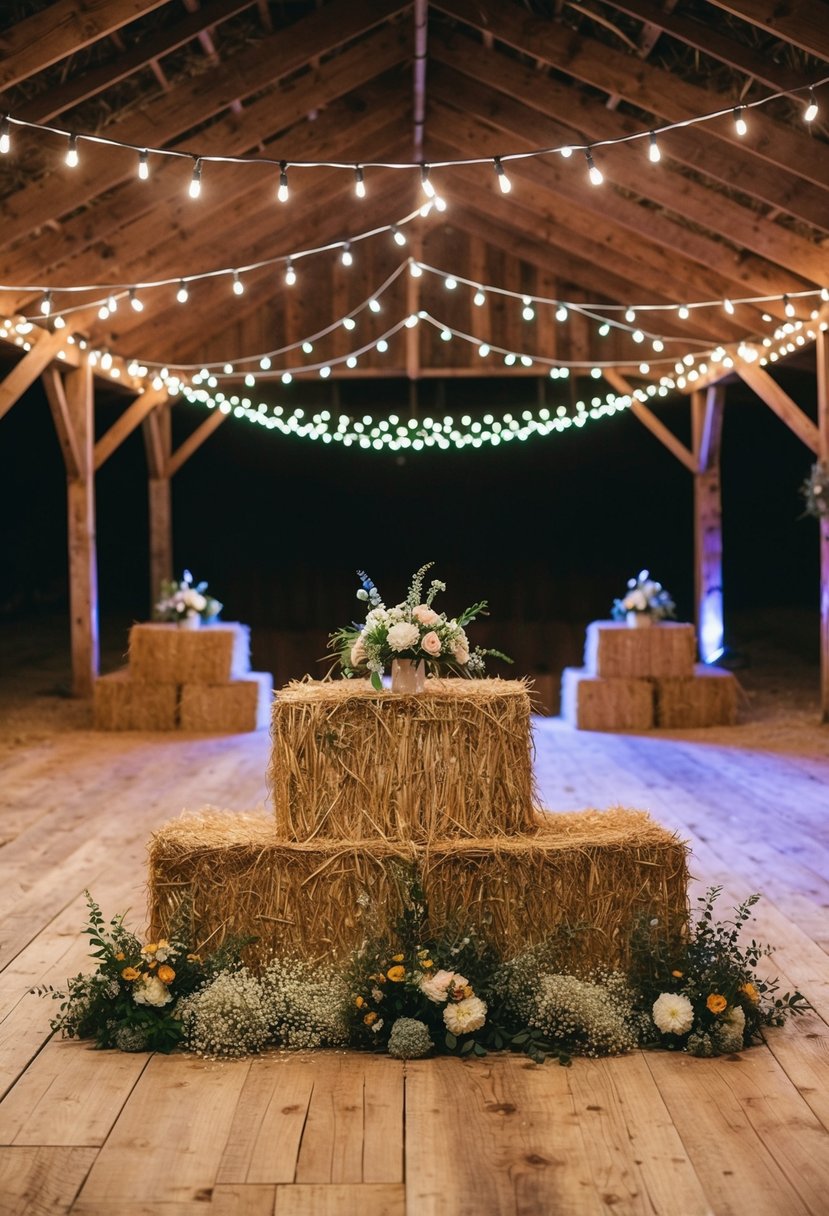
(142, 943, 157, 955)
(156, 939, 169, 950)
(157, 965, 176, 984)
(740, 982, 759, 1004)
(386, 965, 406, 982)
(421, 959, 434, 969)
(417, 949, 430, 959)
(370, 973, 386, 984)
(115, 952, 125, 962)
(355, 996, 365, 1008)
(186, 954, 201, 964)
(363, 1011, 378, 1025)
(706, 993, 727, 1015)
(121, 966, 140, 982)
(671, 970, 683, 978)
(392, 953, 405, 963)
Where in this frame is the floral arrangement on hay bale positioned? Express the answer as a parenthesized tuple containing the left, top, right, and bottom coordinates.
(154, 569, 222, 627)
(40, 885, 807, 1063)
(329, 563, 511, 693)
(801, 461, 829, 519)
(612, 569, 676, 626)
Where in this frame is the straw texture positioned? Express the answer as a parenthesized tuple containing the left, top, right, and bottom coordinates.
(180, 672, 273, 732)
(268, 678, 536, 842)
(656, 665, 738, 728)
(129, 622, 250, 685)
(94, 670, 177, 731)
(561, 668, 654, 732)
(585, 621, 696, 678)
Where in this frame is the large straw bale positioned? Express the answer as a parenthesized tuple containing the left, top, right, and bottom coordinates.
(180, 672, 273, 733)
(585, 621, 696, 678)
(422, 808, 689, 966)
(147, 809, 415, 967)
(94, 670, 177, 731)
(561, 668, 653, 731)
(656, 665, 738, 728)
(129, 622, 250, 685)
(268, 678, 535, 842)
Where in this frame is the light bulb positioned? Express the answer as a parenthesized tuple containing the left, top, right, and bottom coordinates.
(405, 314, 418, 328)
(53, 314, 65, 329)
(176, 280, 189, 304)
(473, 288, 486, 306)
(223, 363, 233, 374)
(784, 294, 795, 317)
(494, 156, 512, 193)
(98, 304, 110, 320)
(556, 304, 568, 322)
(445, 276, 457, 290)
(478, 343, 490, 356)
(434, 195, 447, 211)
(284, 259, 296, 287)
(129, 288, 143, 312)
(652, 339, 664, 352)
(625, 308, 636, 323)
(440, 329, 451, 341)
(586, 149, 603, 185)
(138, 149, 149, 180)
(100, 351, 113, 371)
(302, 341, 313, 353)
(559, 145, 573, 158)
(40, 291, 52, 317)
(343, 316, 356, 330)
(189, 158, 202, 198)
(678, 305, 689, 319)
(376, 339, 388, 353)
(260, 356, 271, 370)
(598, 322, 610, 337)
(522, 298, 535, 321)
(391, 225, 407, 247)
(245, 373, 255, 387)
(734, 106, 747, 137)
(65, 134, 79, 167)
(354, 165, 366, 198)
(369, 298, 381, 313)
(648, 132, 661, 163)
(420, 164, 435, 199)
(410, 261, 422, 278)
(346, 356, 358, 368)
(804, 89, 819, 123)
(341, 243, 353, 267)
(232, 271, 244, 296)
(277, 162, 289, 203)
(0, 116, 10, 155)
(107, 295, 118, 314)
(632, 329, 644, 343)
(723, 298, 735, 314)
(320, 366, 331, 378)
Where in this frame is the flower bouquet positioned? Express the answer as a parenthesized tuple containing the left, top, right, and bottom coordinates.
(801, 461, 829, 519)
(329, 563, 511, 691)
(154, 569, 223, 628)
(611, 569, 675, 626)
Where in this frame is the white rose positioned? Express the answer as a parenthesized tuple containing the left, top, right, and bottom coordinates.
(623, 590, 648, 612)
(182, 590, 207, 612)
(133, 974, 173, 1008)
(652, 992, 694, 1035)
(413, 604, 440, 626)
(443, 995, 487, 1035)
(420, 969, 457, 1003)
(452, 635, 469, 664)
(350, 636, 367, 667)
(387, 622, 420, 651)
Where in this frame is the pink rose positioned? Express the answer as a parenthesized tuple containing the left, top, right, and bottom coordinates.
(413, 604, 440, 626)
(421, 630, 442, 657)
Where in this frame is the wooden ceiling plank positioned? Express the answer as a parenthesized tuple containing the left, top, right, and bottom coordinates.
(0, 0, 172, 92)
(0, 0, 410, 249)
(14, 0, 257, 124)
(0, 23, 410, 282)
(703, 0, 829, 61)
(430, 33, 829, 233)
(431, 0, 829, 192)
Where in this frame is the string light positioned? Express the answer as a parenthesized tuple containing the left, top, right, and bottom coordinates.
(804, 89, 819, 122)
(410, 261, 423, 278)
(0, 116, 10, 155)
(585, 148, 603, 186)
(445, 276, 457, 290)
(189, 158, 202, 199)
(107, 294, 118, 314)
(343, 316, 356, 330)
(648, 132, 661, 163)
(473, 288, 486, 307)
(40, 291, 52, 316)
(678, 306, 690, 320)
(277, 162, 289, 203)
(625, 308, 636, 323)
(176, 280, 189, 304)
(260, 356, 271, 370)
(354, 165, 366, 198)
(494, 156, 512, 193)
(232, 271, 244, 296)
(556, 305, 568, 322)
(723, 298, 735, 315)
(784, 294, 795, 317)
(302, 341, 313, 353)
(369, 298, 381, 312)
(129, 288, 143, 312)
(420, 164, 435, 199)
(522, 297, 535, 321)
(734, 106, 748, 136)
(559, 146, 573, 158)
(391, 225, 407, 247)
(65, 134, 79, 167)
(138, 149, 149, 180)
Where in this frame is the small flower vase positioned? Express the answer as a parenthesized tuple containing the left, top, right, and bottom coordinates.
(178, 613, 201, 630)
(391, 658, 426, 693)
(626, 611, 652, 629)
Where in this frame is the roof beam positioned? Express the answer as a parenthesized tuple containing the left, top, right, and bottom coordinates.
(431, 0, 829, 192)
(0, 0, 170, 92)
(604, 367, 697, 471)
(15, 0, 256, 124)
(168, 409, 228, 476)
(94, 384, 170, 470)
(0, 327, 75, 420)
(736, 363, 820, 452)
(0, 0, 410, 249)
(704, 0, 829, 61)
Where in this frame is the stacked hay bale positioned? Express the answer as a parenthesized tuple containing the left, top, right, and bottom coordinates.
(562, 621, 737, 731)
(149, 678, 688, 968)
(94, 622, 272, 732)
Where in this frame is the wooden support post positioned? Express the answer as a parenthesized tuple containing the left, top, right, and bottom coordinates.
(692, 386, 725, 662)
(143, 405, 173, 611)
(44, 364, 99, 697)
(817, 328, 829, 722)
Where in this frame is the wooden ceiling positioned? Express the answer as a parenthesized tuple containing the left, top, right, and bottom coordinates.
(0, 0, 826, 378)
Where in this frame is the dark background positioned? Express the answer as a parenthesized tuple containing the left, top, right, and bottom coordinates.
(0, 365, 819, 690)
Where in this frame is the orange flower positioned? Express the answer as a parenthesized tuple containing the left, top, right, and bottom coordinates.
(386, 965, 406, 982)
(121, 966, 140, 982)
(363, 1011, 378, 1025)
(706, 993, 727, 1015)
(157, 965, 176, 984)
(740, 982, 759, 1004)
(355, 996, 365, 1008)
(421, 959, 434, 969)
(115, 952, 126, 962)
(370, 973, 386, 984)
(671, 970, 683, 978)
(391, 953, 405, 963)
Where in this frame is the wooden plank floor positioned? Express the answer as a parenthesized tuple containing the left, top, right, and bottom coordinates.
(0, 716, 828, 1216)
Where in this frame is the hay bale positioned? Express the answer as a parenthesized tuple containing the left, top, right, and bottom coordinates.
(656, 665, 738, 728)
(180, 672, 273, 733)
(422, 808, 689, 966)
(561, 667, 653, 731)
(147, 809, 415, 967)
(584, 620, 696, 678)
(129, 622, 250, 685)
(268, 678, 536, 842)
(93, 670, 178, 731)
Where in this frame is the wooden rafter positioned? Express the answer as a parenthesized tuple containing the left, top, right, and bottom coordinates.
(168, 409, 228, 476)
(42, 366, 82, 479)
(604, 367, 697, 472)
(0, 327, 74, 420)
(94, 385, 170, 471)
(736, 364, 820, 453)
(704, 0, 829, 61)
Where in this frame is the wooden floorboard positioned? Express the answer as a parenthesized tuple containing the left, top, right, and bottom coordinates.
(0, 718, 827, 1215)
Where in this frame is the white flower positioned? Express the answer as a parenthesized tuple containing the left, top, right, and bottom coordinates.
(181, 589, 207, 612)
(443, 996, 487, 1035)
(372, 1018, 384, 1033)
(133, 974, 173, 1008)
(413, 604, 440, 626)
(452, 635, 469, 664)
(350, 636, 367, 667)
(723, 1005, 746, 1031)
(365, 607, 389, 629)
(652, 992, 694, 1035)
(371, 987, 384, 1002)
(387, 622, 420, 651)
(420, 969, 456, 1003)
(623, 590, 648, 612)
